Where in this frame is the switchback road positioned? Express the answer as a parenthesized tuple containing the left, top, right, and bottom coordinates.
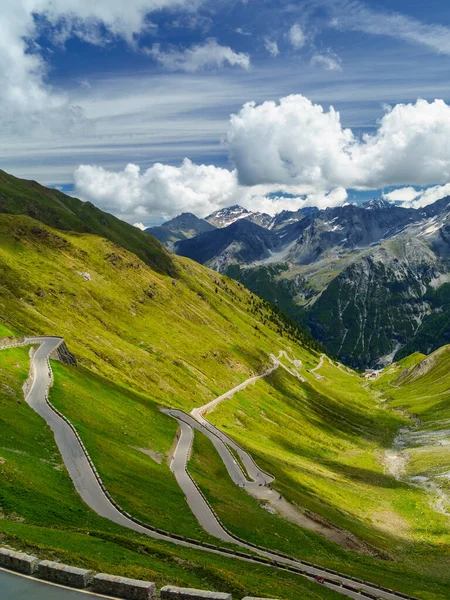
(0, 337, 418, 600)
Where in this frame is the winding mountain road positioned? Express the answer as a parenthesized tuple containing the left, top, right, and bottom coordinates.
(0, 337, 418, 600)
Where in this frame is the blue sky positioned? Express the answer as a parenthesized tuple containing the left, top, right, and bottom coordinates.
(3, 0, 450, 225)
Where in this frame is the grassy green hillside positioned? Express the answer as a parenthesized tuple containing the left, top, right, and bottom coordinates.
(0, 214, 319, 402)
(372, 346, 450, 514)
(0, 170, 174, 275)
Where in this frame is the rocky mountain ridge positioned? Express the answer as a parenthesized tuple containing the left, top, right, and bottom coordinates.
(164, 196, 450, 368)
(205, 204, 272, 229)
(145, 212, 215, 250)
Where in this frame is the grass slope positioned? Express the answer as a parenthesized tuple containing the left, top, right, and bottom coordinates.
(0, 214, 319, 403)
(0, 170, 174, 275)
(50, 360, 213, 541)
(373, 346, 450, 510)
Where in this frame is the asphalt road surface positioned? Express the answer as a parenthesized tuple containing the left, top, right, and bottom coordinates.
(0, 568, 98, 600)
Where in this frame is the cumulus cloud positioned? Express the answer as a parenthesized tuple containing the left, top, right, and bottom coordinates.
(264, 39, 280, 57)
(0, 0, 200, 135)
(147, 39, 251, 71)
(288, 24, 305, 49)
(310, 53, 342, 71)
(227, 95, 450, 190)
(74, 159, 241, 222)
(74, 159, 349, 224)
(384, 184, 450, 209)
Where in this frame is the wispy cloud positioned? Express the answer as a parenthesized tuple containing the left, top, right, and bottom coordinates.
(327, 0, 450, 55)
(288, 23, 305, 49)
(147, 39, 251, 72)
(311, 52, 342, 71)
(264, 38, 280, 57)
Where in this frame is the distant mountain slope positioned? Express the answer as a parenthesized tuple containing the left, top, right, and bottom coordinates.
(303, 204, 450, 368)
(146, 213, 215, 249)
(170, 196, 450, 368)
(175, 218, 282, 271)
(0, 169, 174, 276)
(275, 203, 420, 265)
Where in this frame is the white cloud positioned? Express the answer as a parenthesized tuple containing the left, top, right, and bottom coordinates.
(74, 159, 241, 222)
(384, 184, 450, 209)
(147, 39, 251, 72)
(0, 0, 200, 135)
(288, 24, 305, 49)
(264, 39, 279, 57)
(235, 28, 251, 36)
(73, 158, 350, 224)
(302, 186, 348, 209)
(383, 187, 420, 203)
(134, 222, 147, 230)
(310, 53, 342, 71)
(227, 95, 450, 191)
(250, 187, 348, 214)
(328, 0, 450, 56)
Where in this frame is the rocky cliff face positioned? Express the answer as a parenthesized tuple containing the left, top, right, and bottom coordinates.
(304, 239, 447, 368)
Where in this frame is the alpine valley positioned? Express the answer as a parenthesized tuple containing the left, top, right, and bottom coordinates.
(2, 169, 450, 600)
(152, 198, 450, 369)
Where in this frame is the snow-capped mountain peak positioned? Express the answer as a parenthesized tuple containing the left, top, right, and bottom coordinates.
(361, 197, 395, 210)
(206, 205, 272, 228)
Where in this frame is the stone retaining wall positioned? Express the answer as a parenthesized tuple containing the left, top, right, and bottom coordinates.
(37, 560, 94, 588)
(0, 548, 38, 575)
(0, 337, 27, 350)
(93, 573, 156, 599)
(22, 346, 36, 398)
(160, 586, 232, 600)
(50, 341, 77, 366)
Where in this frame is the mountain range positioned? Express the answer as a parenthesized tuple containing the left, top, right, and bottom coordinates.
(153, 197, 450, 369)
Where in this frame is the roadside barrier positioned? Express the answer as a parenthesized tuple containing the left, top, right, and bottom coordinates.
(93, 573, 157, 599)
(37, 560, 94, 588)
(0, 547, 39, 575)
(160, 586, 232, 599)
(0, 546, 276, 600)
